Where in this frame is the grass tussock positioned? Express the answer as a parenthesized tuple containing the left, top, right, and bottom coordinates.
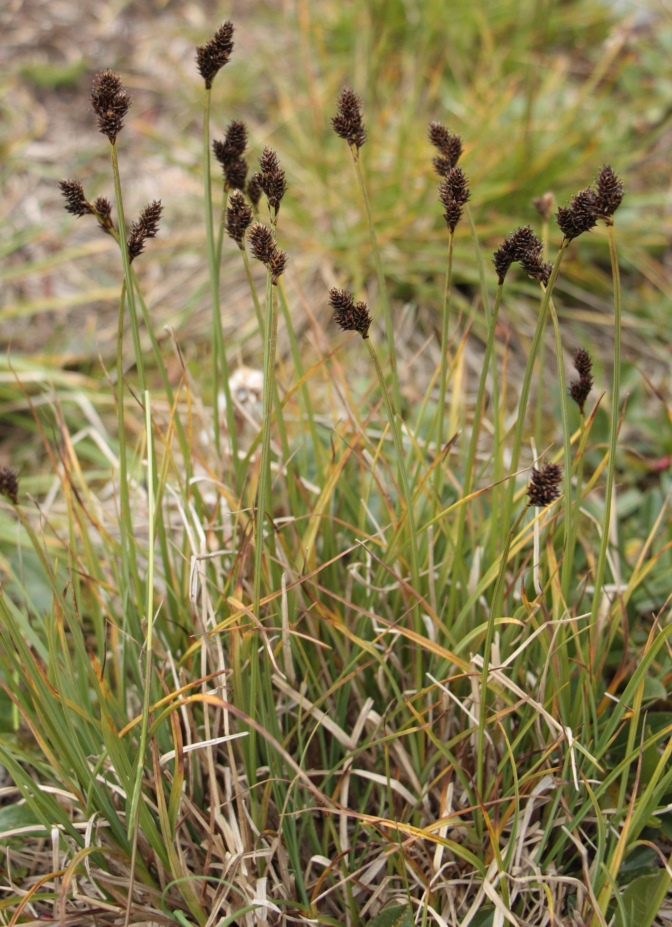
(1, 6, 672, 927)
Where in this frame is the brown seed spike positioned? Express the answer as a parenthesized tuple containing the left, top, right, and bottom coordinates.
(332, 87, 366, 152)
(492, 226, 542, 284)
(91, 70, 131, 144)
(59, 179, 94, 217)
(556, 187, 598, 241)
(248, 222, 275, 264)
(127, 200, 162, 263)
(594, 165, 624, 223)
(569, 347, 594, 414)
(527, 463, 562, 508)
(0, 467, 19, 505)
(428, 121, 463, 174)
(533, 192, 555, 222)
(196, 21, 235, 89)
(255, 147, 287, 215)
(93, 196, 114, 233)
(226, 190, 253, 247)
(329, 287, 372, 339)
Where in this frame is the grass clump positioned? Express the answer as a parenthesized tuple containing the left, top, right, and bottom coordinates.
(1, 9, 671, 927)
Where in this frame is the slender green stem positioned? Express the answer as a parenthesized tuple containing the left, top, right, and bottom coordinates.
(203, 88, 239, 480)
(110, 144, 145, 394)
(447, 284, 504, 637)
(590, 224, 622, 660)
(501, 242, 569, 537)
(253, 275, 278, 621)
(547, 298, 574, 602)
(353, 153, 401, 416)
(534, 217, 551, 451)
(126, 390, 156, 911)
(476, 508, 525, 817)
(115, 281, 140, 632)
(365, 336, 422, 689)
(434, 232, 454, 495)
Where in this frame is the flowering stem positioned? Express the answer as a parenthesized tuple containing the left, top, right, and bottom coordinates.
(203, 88, 238, 480)
(547, 297, 574, 601)
(590, 224, 622, 663)
(365, 336, 422, 688)
(434, 231, 454, 495)
(353, 155, 402, 416)
(110, 143, 145, 394)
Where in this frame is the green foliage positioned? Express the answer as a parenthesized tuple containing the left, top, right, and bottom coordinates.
(1, 1, 671, 925)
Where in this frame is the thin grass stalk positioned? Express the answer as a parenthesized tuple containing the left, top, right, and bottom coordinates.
(115, 281, 141, 635)
(447, 283, 504, 637)
(106, 152, 145, 400)
(589, 224, 622, 663)
(364, 336, 422, 688)
(547, 298, 574, 601)
(534, 212, 551, 451)
(466, 204, 502, 488)
(353, 157, 402, 415)
(250, 273, 279, 771)
(127, 390, 156, 845)
(434, 231, 454, 495)
(500, 242, 569, 538)
(476, 508, 524, 816)
(278, 281, 324, 476)
(202, 88, 238, 477)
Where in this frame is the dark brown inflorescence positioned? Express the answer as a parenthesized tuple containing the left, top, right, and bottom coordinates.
(247, 175, 262, 210)
(527, 462, 563, 508)
(60, 181, 114, 234)
(127, 201, 162, 263)
(533, 192, 555, 222)
(90, 70, 131, 144)
(226, 190, 253, 247)
(329, 287, 372, 339)
(556, 187, 599, 241)
(0, 467, 19, 505)
(594, 165, 624, 223)
(252, 147, 287, 217)
(428, 121, 463, 177)
(438, 166, 470, 233)
(196, 21, 235, 89)
(492, 226, 551, 285)
(248, 222, 287, 285)
(569, 347, 594, 415)
(332, 87, 367, 152)
(93, 196, 114, 233)
(60, 179, 94, 218)
(213, 120, 249, 192)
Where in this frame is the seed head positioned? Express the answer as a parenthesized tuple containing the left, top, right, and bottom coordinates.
(226, 190, 253, 247)
(492, 226, 544, 284)
(519, 252, 552, 286)
(196, 21, 235, 89)
(594, 165, 624, 223)
(253, 146, 287, 217)
(127, 200, 162, 263)
(527, 463, 562, 508)
(213, 121, 249, 191)
(569, 347, 594, 415)
(556, 187, 598, 241)
(60, 179, 94, 217)
(533, 192, 555, 222)
(329, 287, 372, 339)
(0, 467, 19, 505)
(90, 70, 131, 144)
(332, 87, 366, 152)
(428, 121, 463, 175)
(438, 166, 470, 233)
(248, 222, 287, 285)
(93, 196, 114, 233)
(247, 175, 262, 210)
